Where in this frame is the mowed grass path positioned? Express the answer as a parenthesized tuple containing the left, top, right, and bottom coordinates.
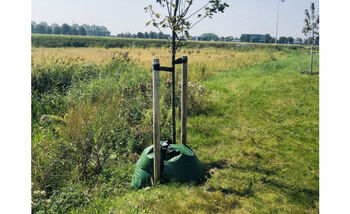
(75, 52, 319, 213)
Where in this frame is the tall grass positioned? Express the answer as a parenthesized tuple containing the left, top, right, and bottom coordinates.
(32, 47, 287, 82)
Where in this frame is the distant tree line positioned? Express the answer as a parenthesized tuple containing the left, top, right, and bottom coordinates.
(31, 21, 111, 37)
(239, 33, 317, 45)
(115, 31, 171, 39)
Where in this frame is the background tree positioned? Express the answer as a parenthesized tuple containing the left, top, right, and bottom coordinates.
(69, 24, 80, 35)
(287, 36, 294, 44)
(61, 23, 71, 35)
(157, 32, 164, 39)
(264, 34, 272, 43)
(82, 24, 91, 35)
(278, 36, 288, 44)
(45, 25, 53, 34)
(271, 37, 276, 44)
(252, 36, 259, 43)
(78, 26, 87, 36)
(302, 2, 319, 74)
(149, 31, 157, 39)
(295, 37, 303, 44)
(51, 23, 61, 34)
(31, 21, 37, 33)
(36, 22, 48, 34)
(225, 36, 233, 42)
(201, 33, 219, 41)
(240, 34, 250, 42)
(137, 32, 144, 38)
(145, 0, 229, 144)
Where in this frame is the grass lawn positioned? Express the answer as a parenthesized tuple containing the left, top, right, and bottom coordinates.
(74, 51, 319, 213)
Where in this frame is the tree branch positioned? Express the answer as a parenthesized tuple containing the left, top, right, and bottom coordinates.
(184, 2, 210, 21)
(188, 15, 207, 30)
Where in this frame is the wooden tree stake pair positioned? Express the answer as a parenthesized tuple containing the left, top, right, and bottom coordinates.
(152, 56, 187, 186)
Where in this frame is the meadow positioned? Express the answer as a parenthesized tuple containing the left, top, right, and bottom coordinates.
(31, 36, 319, 213)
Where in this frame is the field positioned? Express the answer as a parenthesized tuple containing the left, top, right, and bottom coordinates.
(31, 36, 319, 213)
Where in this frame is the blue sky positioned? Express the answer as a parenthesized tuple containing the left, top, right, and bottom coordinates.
(32, 0, 319, 38)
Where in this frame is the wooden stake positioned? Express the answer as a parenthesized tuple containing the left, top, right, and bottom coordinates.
(181, 56, 188, 145)
(153, 58, 160, 186)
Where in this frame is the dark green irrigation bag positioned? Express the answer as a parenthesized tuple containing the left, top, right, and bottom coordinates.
(130, 141, 205, 189)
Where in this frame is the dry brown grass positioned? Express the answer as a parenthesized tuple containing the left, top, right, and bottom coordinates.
(32, 47, 286, 82)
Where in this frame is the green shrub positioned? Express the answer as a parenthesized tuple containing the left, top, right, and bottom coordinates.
(48, 184, 89, 213)
(32, 126, 75, 195)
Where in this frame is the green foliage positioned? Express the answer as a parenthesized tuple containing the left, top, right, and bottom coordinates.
(32, 125, 75, 196)
(278, 36, 288, 44)
(145, 0, 229, 43)
(303, 2, 319, 45)
(200, 33, 219, 41)
(264, 34, 273, 43)
(47, 184, 89, 213)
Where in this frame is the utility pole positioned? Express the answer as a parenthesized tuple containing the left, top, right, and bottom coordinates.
(275, 0, 285, 44)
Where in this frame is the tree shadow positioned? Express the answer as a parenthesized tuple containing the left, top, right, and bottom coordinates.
(201, 159, 318, 208)
(260, 177, 319, 208)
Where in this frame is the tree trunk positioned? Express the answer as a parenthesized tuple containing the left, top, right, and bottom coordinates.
(310, 43, 314, 75)
(171, 0, 179, 144)
(171, 30, 176, 144)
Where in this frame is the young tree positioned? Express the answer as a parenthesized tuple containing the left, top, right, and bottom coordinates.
(145, 0, 229, 144)
(302, 2, 319, 74)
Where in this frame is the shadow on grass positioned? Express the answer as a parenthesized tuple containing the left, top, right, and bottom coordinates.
(201, 160, 255, 197)
(202, 159, 318, 208)
(261, 177, 319, 208)
(202, 160, 277, 178)
(300, 71, 319, 75)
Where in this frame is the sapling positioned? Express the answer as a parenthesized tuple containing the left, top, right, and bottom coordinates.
(145, 0, 229, 143)
(302, 2, 319, 75)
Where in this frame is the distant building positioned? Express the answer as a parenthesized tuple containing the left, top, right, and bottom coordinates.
(240, 34, 265, 43)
